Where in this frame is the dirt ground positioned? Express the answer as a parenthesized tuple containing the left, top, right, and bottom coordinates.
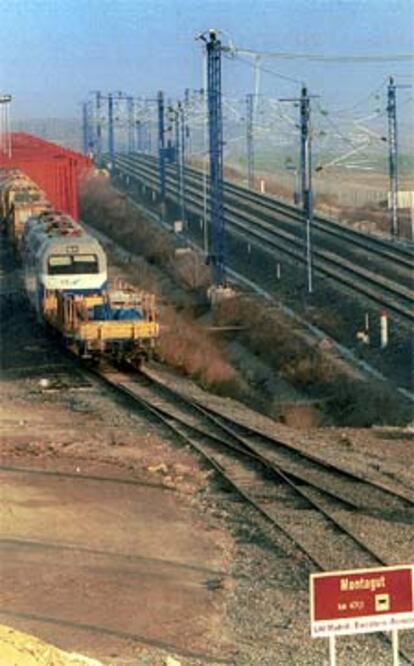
(0, 321, 234, 665)
(1, 232, 413, 665)
(2, 323, 414, 666)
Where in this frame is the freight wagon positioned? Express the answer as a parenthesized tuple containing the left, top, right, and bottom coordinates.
(0, 149, 159, 360)
(0, 169, 50, 250)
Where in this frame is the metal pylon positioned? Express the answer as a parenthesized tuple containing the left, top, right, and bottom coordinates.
(108, 93, 114, 163)
(82, 102, 89, 155)
(206, 30, 225, 285)
(387, 77, 399, 238)
(157, 90, 166, 215)
(127, 96, 135, 154)
(246, 93, 255, 189)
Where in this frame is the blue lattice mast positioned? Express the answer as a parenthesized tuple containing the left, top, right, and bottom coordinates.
(127, 96, 135, 154)
(206, 29, 225, 285)
(107, 92, 114, 164)
(184, 88, 191, 155)
(246, 93, 255, 189)
(157, 90, 166, 219)
(135, 120, 142, 152)
(93, 90, 102, 163)
(280, 85, 315, 294)
(387, 77, 399, 238)
(300, 86, 313, 294)
(95, 91, 102, 162)
(178, 101, 186, 227)
(82, 102, 89, 155)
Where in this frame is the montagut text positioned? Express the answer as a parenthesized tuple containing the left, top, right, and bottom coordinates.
(340, 576, 386, 593)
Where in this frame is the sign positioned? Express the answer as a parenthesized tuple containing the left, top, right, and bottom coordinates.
(310, 565, 414, 638)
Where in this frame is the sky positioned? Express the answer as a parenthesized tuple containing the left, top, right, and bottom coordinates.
(1, 0, 413, 130)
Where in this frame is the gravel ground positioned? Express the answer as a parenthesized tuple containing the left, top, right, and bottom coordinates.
(82, 208, 414, 665)
(2, 226, 413, 665)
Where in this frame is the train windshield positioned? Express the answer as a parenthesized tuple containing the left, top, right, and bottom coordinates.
(13, 193, 32, 203)
(48, 254, 99, 275)
(14, 192, 41, 203)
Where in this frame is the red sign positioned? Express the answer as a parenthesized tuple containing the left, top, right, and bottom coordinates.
(310, 565, 414, 637)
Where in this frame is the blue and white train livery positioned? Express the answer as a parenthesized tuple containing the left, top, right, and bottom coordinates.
(22, 211, 107, 316)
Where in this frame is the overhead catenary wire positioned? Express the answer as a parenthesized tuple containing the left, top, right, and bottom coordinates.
(226, 45, 414, 63)
(330, 78, 389, 115)
(224, 52, 304, 86)
(315, 102, 374, 150)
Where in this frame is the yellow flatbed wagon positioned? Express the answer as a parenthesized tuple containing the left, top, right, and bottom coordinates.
(42, 279, 159, 358)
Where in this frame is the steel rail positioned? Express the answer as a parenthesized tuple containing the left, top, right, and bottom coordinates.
(114, 156, 414, 322)
(185, 160, 414, 265)
(97, 365, 379, 563)
(98, 362, 412, 560)
(191, 402, 414, 507)
(131, 152, 414, 266)
(93, 360, 414, 665)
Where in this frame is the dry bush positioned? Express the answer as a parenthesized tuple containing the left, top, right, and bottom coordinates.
(81, 178, 411, 425)
(215, 296, 315, 376)
(80, 177, 176, 266)
(158, 307, 247, 398)
(325, 378, 412, 427)
(81, 177, 213, 291)
(81, 177, 246, 400)
(214, 295, 411, 426)
(109, 257, 160, 296)
(278, 404, 322, 429)
(173, 251, 211, 292)
(308, 309, 346, 337)
(281, 353, 334, 387)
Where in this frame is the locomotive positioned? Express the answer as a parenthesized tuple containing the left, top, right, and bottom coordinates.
(1, 168, 159, 359)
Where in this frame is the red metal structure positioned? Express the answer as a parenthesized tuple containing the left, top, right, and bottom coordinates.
(0, 133, 92, 220)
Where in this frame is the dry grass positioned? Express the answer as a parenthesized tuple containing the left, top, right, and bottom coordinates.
(214, 296, 332, 383)
(81, 177, 411, 426)
(81, 177, 214, 292)
(214, 295, 412, 426)
(80, 177, 247, 399)
(158, 307, 247, 397)
(81, 178, 175, 265)
(173, 250, 212, 292)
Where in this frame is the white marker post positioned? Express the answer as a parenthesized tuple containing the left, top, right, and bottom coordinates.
(392, 628, 399, 666)
(380, 311, 389, 349)
(329, 635, 336, 666)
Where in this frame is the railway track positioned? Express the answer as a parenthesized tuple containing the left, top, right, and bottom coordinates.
(93, 359, 414, 662)
(113, 154, 414, 324)
(3, 211, 412, 661)
(125, 153, 414, 270)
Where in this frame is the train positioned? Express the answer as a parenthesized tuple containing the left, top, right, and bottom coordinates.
(1, 167, 159, 359)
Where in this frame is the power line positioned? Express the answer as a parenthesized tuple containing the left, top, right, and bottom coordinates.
(315, 102, 363, 149)
(224, 53, 303, 85)
(226, 46, 414, 63)
(330, 79, 388, 115)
